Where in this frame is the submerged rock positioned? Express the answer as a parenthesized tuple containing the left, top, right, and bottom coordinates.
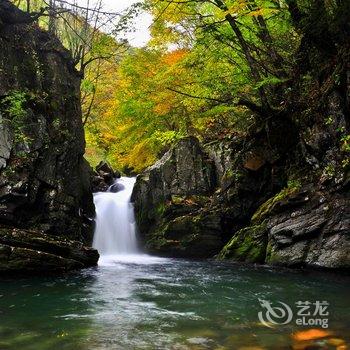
(0, 2, 98, 272)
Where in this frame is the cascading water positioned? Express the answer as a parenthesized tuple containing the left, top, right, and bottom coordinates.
(93, 177, 138, 257)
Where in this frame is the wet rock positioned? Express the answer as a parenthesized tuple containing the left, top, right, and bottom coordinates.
(0, 226, 99, 273)
(92, 161, 121, 192)
(109, 182, 125, 193)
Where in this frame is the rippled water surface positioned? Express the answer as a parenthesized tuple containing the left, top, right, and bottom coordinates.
(0, 256, 349, 350)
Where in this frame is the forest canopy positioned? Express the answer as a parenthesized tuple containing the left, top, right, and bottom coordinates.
(12, 0, 350, 173)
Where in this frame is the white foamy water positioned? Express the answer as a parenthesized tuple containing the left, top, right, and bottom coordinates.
(93, 177, 138, 257)
(98, 254, 169, 266)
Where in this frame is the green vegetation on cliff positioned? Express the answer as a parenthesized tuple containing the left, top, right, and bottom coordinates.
(218, 222, 268, 263)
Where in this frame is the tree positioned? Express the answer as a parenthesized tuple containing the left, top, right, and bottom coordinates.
(13, 0, 129, 125)
(85, 0, 298, 172)
(146, 0, 295, 118)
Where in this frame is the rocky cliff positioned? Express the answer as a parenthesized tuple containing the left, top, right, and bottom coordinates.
(132, 61, 350, 269)
(131, 132, 290, 259)
(133, 128, 349, 269)
(0, 1, 98, 273)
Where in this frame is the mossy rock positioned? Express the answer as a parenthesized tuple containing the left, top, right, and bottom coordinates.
(251, 185, 300, 224)
(147, 215, 200, 249)
(145, 211, 223, 258)
(265, 242, 280, 264)
(217, 222, 267, 263)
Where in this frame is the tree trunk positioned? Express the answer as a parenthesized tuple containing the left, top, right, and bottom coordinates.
(48, 0, 56, 34)
(214, 0, 270, 111)
(248, 0, 287, 78)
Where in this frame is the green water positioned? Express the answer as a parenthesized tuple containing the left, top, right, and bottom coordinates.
(0, 256, 349, 350)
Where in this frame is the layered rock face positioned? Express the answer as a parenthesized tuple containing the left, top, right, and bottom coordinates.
(219, 183, 350, 269)
(216, 97, 350, 270)
(0, 2, 98, 272)
(265, 187, 349, 269)
(132, 93, 350, 268)
(0, 228, 98, 273)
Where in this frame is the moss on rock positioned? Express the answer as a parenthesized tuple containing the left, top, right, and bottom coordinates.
(145, 211, 223, 258)
(217, 222, 267, 263)
(251, 182, 301, 225)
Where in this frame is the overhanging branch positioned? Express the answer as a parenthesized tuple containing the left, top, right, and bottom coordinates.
(166, 87, 269, 116)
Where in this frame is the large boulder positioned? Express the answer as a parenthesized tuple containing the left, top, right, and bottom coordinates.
(132, 136, 216, 230)
(0, 2, 98, 272)
(131, 136, 218, 257)
(131, 132, 289, 258)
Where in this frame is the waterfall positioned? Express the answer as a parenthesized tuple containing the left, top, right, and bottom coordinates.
(93, 177, 138, 256)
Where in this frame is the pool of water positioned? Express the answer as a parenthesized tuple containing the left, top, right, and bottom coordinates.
(0, 256, 349, 350)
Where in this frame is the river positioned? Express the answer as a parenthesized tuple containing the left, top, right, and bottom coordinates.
(0, 258, 349, 349)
